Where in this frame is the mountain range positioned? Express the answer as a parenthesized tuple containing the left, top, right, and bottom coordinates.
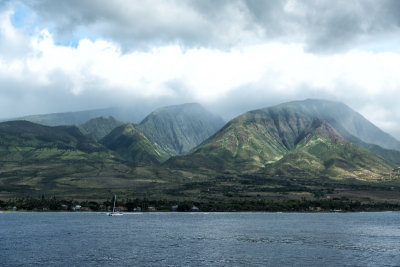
(168, 99, 399, 177)
(7, 106, 154, 126)
(1, 99, 399, 201)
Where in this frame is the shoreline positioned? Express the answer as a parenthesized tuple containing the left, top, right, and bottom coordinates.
(1, 209, 399, 213)
(2, 196, 400, 213)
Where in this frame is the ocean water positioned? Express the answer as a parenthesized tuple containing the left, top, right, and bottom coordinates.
(1, 212, 400, 266)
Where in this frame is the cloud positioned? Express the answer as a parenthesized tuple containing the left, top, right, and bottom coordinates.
(1, 2, 400, 140)
(21, 0, 224, 50)
(0, 8, 33, 59)
(17, 0, 400, 53)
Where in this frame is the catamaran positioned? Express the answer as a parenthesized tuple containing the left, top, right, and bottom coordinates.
(108, 195, 123, 216)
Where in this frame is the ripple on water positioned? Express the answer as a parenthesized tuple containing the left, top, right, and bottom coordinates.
(0, 212, 400, 266)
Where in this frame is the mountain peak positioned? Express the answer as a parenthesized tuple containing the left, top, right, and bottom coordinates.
(80, 116, 124, 141)
(138, 103, 225, 155)
(271, 99, 400, 151)
(100, 123, 166, 164)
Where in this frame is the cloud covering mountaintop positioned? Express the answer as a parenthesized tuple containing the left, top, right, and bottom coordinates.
(0, 0, 400, 139)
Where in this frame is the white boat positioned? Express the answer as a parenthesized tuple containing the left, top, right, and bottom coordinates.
(108, 195, 123, 216)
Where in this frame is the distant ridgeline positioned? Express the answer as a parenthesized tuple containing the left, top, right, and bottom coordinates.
(1, 99, 400, 203)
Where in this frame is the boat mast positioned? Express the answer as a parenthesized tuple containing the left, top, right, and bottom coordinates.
(113, 195, 116, 213)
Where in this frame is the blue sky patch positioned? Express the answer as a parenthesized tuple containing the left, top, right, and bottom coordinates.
(10, 2, 38, 33)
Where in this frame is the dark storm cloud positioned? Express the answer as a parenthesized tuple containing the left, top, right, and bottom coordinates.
(21, 0, 400, 53)
(242, 0, 400, 53)
(293, 0, 400, 53)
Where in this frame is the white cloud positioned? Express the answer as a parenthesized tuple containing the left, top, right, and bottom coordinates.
(18, 0, 400, 53)
(1, 6, 400, 139)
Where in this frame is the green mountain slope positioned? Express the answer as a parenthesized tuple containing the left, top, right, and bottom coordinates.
(138, 103, 225, 156)
(100, 123, 167, 164)
(168, 102, 395, 180)
(167, 107, 314, 171)
(0, 120, 137, 197)
(0, 111, 399, 202)
(267, 118, 393, 180)
(326, 120, 400, 166)
(0, 120, 201, 200)
(277, 99, 400, 151)
(79, 116, 124, 141)
(0, 120, 104, 155)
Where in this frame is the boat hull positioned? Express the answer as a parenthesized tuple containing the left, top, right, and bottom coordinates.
(108, 212, 123, 216)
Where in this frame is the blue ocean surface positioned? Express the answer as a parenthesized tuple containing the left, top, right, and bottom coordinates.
(1, 212, 400, 266)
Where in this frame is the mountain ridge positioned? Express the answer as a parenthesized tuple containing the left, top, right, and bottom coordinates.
(100, 123, 168, 164)
(79, 116, 124, 141)
(167, 100, 398, 180)
(138, 103, 225, 156)
(273, 99, 400, 151)
(6, 106, 152, 126)
(266, 117, 393, 180)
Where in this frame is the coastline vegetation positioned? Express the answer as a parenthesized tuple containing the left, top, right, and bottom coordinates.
(1, 196, 400, 212)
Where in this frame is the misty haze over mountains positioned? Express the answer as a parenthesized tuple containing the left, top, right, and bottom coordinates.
(8, 99, 400, 152)
(2, 101, 400, 164)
